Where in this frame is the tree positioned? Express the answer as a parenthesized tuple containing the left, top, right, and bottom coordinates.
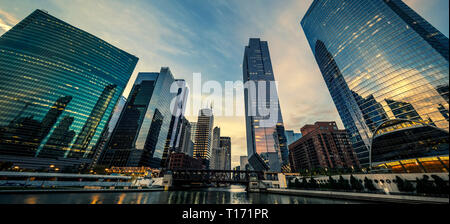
(431, 175, 449, 195)
(338, 175, 351, 190)
(301, 177, 308, 189)
(0, 161, 13, 171)
(328, 176, 337, 190)
(395, 176, 415, 193)
(309, 177, 319, 189)
(350, 175, 364, 191)
(416, 175, 438, 195)
(364, 177, 377, 192)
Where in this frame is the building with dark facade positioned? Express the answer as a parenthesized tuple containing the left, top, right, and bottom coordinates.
(193, 109, 214, 168)
(209, 127, 221, 170)
(177, 117, 194, 157)
(243, 38, 288, 172)
(285, 130, 302, 146)
(168, 152, 203, 170)
(220, 137, 232, 171)
(161, 79, 189, 168)
(371, 119, 448, 173)
(99, 68, 177, 168)
(289, 122, 360, 172)
(301, 0, 449, 167)
(0, 9, 138, 171)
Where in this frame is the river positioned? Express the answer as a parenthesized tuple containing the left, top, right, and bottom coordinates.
(0, 185, 366, 204)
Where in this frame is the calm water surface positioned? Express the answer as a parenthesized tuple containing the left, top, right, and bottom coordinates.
(0, 185, 366, 204)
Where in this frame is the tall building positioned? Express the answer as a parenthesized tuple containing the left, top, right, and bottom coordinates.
(193, 109, 214, 168)
(243, 38, 288, 172)
(220, 137, 232, 171)
(108, 96, 127, 138)
(0, 10, 138, 171)
(289, 122, 360, 172)
(177, 117, 193, 157)
(209, 127, 221, 169)
(190, 122, 197, 143)
(161, 80, 189, 167)
(285, 130, 302, 146)
(240, 156, 249, 171)
(99, 68, 177, 168)
(301, 0, 449, 167)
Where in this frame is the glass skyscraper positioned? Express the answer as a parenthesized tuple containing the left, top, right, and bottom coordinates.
(0, 9, 138, 170)
(161, 79, 189, 167)
(301, 0, 449, 167)
(243, 38, 288, 172)
(193, 108, 214, 168)
(99, 68, 177, 168)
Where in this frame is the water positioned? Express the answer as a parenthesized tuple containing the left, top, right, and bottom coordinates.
(0, 185, 366, 204)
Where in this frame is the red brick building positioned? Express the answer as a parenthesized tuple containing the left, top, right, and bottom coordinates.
(289, 122, 359, 172)
(168, 153, 204, 170)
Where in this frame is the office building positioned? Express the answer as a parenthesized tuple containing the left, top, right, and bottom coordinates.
(210, 127, 221, 169)
(99, 68, 177, 168)
(161, 80, 189, 167)
(285, 130, 302, 146)
(240, 156, 249, 171)
(0, 9, 138, 171)
(301, 0, 449, 166)
(243, 38, 288, 172)
(193, 109, 214, 168)
(220, 137, 232, 171)
(289, 122, 360, 172)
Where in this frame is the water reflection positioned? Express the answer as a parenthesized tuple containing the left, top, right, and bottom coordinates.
(0, 186, 365, 204)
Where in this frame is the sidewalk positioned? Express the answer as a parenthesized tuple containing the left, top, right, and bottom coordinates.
(266, 188, 449, 204)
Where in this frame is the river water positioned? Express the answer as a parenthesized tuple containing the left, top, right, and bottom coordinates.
(0, 185, 366, 204)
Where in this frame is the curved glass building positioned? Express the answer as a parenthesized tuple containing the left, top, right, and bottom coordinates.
(0, 10, 138, 170)
(371, 119, 449, 173)
(301, 0, 449, 167)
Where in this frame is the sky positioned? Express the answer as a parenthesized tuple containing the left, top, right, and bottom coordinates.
(0, 0, 449, 168)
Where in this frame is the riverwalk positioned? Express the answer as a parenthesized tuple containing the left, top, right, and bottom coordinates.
(266, 188, 449, 204)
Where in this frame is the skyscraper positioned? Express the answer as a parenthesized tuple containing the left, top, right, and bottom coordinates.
(99, 68, 177, 168)
(0, 9, 138, 170)
(220, 136, 232, 171)
(285, 130, 302, 146)
(209, 127, 221, 169)
(243, 38, 288, 172)
(301, 0, 449, 167)
(193, 108, 214, 168)
(161, 80, 189, 167)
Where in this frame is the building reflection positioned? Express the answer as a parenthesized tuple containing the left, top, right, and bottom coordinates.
(69, 84, 117, 159)
(0, 96, 72, 158)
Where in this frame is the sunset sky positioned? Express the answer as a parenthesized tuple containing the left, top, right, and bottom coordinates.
(0, 0, 448, 167)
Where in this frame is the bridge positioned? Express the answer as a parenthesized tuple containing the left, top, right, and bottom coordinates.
(166, 169, 265, 186)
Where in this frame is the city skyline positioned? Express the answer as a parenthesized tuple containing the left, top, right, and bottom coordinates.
(0, 0, 448, 168)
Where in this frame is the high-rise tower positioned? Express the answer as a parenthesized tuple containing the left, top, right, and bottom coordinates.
(243, 38, 288, 172)
(301, 0, 449, 167)
(0, 9, 138, 170)
(99, 68, 177, 168)
(193, 108, 214, 168)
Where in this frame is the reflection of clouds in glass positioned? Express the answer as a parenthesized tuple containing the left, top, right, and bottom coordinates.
(349, 54, 448, 129)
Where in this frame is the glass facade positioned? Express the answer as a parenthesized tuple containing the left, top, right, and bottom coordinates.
(301, 0, 449, 167)
(0, 10, 138, 170)
(243, 38, 288, 172)
(161, 80, 189, 167)
(371, 119, 449, 173)
(99, 68, 177, 168)
(193, 108, 214, 168)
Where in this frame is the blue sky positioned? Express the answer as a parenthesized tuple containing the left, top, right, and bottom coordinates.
(0, 0, 448, 167)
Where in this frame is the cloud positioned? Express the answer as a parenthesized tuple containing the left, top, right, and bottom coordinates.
(0, 9, 19, 34)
